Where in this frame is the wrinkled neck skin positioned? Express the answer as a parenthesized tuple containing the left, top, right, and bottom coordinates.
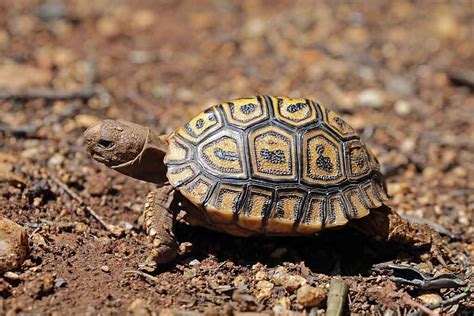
(111, 128, 169, 185)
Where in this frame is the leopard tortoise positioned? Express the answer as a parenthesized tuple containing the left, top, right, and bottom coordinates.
(84, 96, 433, 270)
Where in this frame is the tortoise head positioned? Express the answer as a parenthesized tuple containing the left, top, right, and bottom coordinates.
(84, 120, 169, 184)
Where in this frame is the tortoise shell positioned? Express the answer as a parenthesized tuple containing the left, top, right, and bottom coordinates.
(164, 96, 388, 236)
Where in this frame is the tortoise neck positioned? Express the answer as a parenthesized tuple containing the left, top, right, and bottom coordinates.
(111, 128, 169, 184)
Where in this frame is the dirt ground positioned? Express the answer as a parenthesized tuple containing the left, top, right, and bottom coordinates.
(0, 0, 473, 315)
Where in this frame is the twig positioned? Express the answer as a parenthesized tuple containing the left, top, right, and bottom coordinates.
(326, 279, 349, 316)
(0, 124, 40, 137)
(48, 171, 123, 236)
(447, 69, 474, 89)
(0, 87, 99, 100)
(402, 294, 439, 316)
(124, 270, 158, 283)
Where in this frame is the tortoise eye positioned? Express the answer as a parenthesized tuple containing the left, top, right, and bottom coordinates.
(98, 139, 114, 149)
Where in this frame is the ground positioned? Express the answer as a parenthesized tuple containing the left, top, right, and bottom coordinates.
(0, 0, 473, 315)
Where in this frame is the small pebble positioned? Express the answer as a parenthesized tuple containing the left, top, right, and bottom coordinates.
(127, 298, 152, 316)
(255, 271, 267, 281)
(357, 89, 385, 108)
(54, 277, 66, 288)
(0, 217, 29, 273)
(296, 284, 326, 307)
(100, 265, 110, 273)
(394, 100, 412, 116)
(255, 280, 274, 301)
(417, 293, 442, 306)
(4, 271, 20, 280)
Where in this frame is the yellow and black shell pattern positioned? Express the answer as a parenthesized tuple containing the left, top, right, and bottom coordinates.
(164, 96, 388, 236)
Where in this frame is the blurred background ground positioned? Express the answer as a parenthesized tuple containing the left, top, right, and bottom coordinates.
(0, 0, 472, 314)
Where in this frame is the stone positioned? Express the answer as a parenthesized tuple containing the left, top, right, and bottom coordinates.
(357, 89, 385, 108)
(296, 284, 326, 307)
(0, 217, 29, 273)
(255, 280, 274, 301)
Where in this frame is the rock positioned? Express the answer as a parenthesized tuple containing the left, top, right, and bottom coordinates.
(54, 277, 66, 288)
(394, 100, 412, 117)
(272, 267, 307, 291)
(273, 296, 291, 312)
(100, 265, 110, 273)
(127, 298, 152, 316)
(296, 284, 326, 307)
(233, 275, 248, 288)
(255, 271, 268, 281)
(0, 217, 29, 273)
(36, 1, 67, 21)
(357, 89, 385, 108)
(255, 280, 274, 301)
(284, 275, 307, 292)
(384, 76, 415, 96)
(417, 293, 442, 306)
(131, 10, 155, 31)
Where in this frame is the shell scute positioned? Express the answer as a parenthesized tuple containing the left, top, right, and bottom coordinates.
(238, 187, 273, 231)
(296, 194, 326, 233)
(302, 129, 346, 185)
(345, 139, 372, 180)
(265, 190, 305, 233)
(164, 136, 192, 165)
(221, 96, 269, 128)
(323, 107, 358, 139)
(249, 125, 297, 181)
(177, 107, 222, 143)
(197, 130, 247, 179)
(271, 96, 319, 127)
(181, 175, 214, 206)
(206, 184, 244, 224)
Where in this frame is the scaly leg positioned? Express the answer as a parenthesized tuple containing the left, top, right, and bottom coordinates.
(139, 185, 178, 271)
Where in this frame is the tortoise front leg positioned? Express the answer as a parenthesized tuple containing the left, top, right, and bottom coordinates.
(139, 185, 178, 271)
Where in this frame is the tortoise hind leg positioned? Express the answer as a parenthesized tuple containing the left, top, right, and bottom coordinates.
(139, 185, 178, 271)
(350, 205, 432, 248)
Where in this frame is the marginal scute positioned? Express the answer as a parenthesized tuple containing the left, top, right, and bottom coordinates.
(164, 135, 191, 164)
(221, 96, 268, 128)
(296, 194, 325, 233)
(271, 96, 318, 127)
(266, 191, 305, 233)
(302, 129, 346, 185)
(238, 187, 273, 231)
(345, 139, 372, 179)
(343, 186, 370, 219)
(367, 148, 381, 171)
(181, 175, 214, 206)
(249, 125, 296, 181)
(166, 163, 198, 187)
(177, 107, 222, 143)
(361, 179, 383, 209)
(325, 194, 349, 228)
(206, 184, 244, 224)
(373, 178, 389, 201)
(323, 107, 357, 139)
(198, 130, 247, 179)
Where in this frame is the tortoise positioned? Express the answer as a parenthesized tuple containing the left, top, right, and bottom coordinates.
(84, 95, 434, 270)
